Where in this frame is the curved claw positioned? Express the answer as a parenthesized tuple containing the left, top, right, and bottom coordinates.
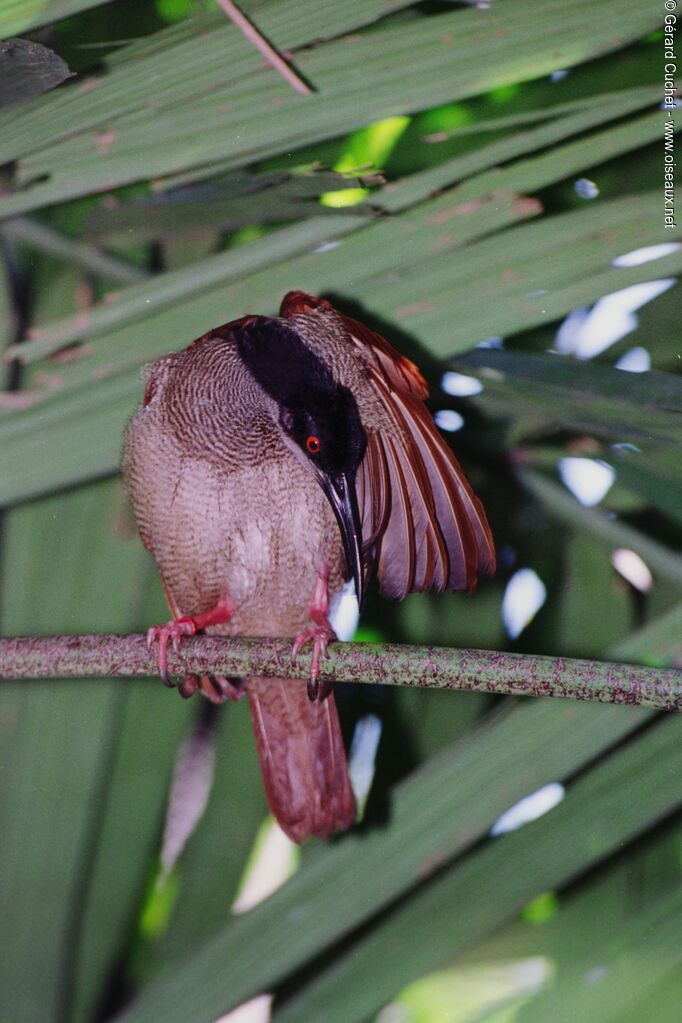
(147, 617, 197, 686)
(293, 620, 335, 702)
(146, 597, 233, 693)
(292, 563, 336, 701)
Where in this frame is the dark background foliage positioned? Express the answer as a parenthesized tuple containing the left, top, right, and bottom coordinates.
(0, 2, 680, 1021)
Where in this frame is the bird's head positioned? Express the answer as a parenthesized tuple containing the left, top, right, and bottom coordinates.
(234, 317, 367, 605)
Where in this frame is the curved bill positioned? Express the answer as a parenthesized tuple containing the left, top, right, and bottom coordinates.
(317, 470, 365, 608)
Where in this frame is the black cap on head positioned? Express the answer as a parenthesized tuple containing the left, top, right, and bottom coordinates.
(234, 317, 367, 603)
(234, 318, 366, 477)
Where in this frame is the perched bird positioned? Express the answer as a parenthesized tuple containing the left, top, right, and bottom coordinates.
(122, 291, 495, 843)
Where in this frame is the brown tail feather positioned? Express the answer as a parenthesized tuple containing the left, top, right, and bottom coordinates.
(246, 678, 356, 843)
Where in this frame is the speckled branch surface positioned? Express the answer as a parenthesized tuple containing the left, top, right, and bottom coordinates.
(1, 634, 682, 711)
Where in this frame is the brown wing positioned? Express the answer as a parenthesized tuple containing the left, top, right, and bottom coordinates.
(347, 311, 495, 596)
(281, 294, 494, 597)
(282, 290, 494, 594)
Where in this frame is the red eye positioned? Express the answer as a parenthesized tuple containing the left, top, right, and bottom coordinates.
(306, 435, 321, 454)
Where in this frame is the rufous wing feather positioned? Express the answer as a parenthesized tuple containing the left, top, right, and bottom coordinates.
(279, 291, 495, 595)
(343, 311, 496, 597)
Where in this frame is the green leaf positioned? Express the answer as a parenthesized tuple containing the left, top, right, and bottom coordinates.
(0, 4, 676, 1020)
(555, 533, 632, 658)
(82, 170, 378, 244)
(611, 446, 682, 528)
(454, 347, 682, 444)
(0, 190, 676, 508)
(0, 480, 173, 1021)
(0, 0, 661, 216)
(516, 881, 682, 1023)
(66, 558, 194, 1023)
(383, 87, 662, 212)
(271, 716, 682, 1023)
(614, 599, 682, 665)
(114, 696, 651, 1023)
(142, 700, 269, 979)
(0, 0, 116, 39)
(519, 470, 682, 591)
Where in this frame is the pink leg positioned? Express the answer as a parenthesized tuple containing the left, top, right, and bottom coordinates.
(292, 564, 337, 701)
(147, 594, 233, 687)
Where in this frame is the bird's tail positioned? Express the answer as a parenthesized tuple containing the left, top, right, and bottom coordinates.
(246, 677, 356, 843)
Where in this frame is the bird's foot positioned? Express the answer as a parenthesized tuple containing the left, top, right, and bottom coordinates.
(293, 620, 336, 701)
(292, 565, 336, 701)
(147, 618, 197, 687)
(147, 595, 233, 687)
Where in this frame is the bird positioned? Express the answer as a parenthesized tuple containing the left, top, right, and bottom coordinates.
(122, 290, 495, 843)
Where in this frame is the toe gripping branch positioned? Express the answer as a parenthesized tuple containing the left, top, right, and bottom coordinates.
(147, 617, 197, 687)
(293, 565, 337, 702)
(147, 595, 234, 690)
(148, 577, 337, 704)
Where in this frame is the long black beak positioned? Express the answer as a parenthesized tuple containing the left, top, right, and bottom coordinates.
(318, 470, 365, 608)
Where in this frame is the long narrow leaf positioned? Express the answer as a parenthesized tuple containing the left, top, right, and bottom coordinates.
(0, 0, 661, 217)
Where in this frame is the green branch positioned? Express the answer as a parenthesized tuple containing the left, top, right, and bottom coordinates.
(1, 634, 681, 711)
